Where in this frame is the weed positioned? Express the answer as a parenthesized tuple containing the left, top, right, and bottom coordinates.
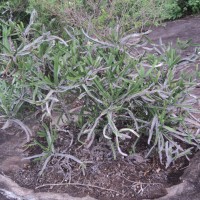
(0, 9, 199, 173)
(24, 123, 84, 176)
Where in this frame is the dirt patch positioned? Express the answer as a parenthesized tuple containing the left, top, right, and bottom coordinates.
(0, 124, 190, 200)
(0, 15, 200, 200)
(0, 174, 95, 200)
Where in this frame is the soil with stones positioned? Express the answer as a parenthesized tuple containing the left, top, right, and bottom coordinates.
(0, 15, 200, 200)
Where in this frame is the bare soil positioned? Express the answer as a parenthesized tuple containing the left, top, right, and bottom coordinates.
(0, 15, 200, 200)
(0, 125, 189, 200)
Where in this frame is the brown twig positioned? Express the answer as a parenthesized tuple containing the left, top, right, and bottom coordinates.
(36, 182, 123, 195)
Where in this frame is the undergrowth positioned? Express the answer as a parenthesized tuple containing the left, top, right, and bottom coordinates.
(1, 0, 200, 34)
(0, 8, 200, 174)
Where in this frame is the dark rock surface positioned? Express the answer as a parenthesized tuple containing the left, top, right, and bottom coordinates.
(154, 151, 200, 200)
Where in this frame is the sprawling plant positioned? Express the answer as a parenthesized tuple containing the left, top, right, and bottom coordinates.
(76, 36, 200, 167)
(0, 10, 199, 171)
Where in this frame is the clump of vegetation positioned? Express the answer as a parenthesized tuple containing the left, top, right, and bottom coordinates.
(164, 0, 200, 19)
(1, 0, 200, 33)
(0, 8, 199, 175)
(0, 0, 30, 23)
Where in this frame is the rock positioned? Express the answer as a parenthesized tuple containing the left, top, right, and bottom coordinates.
(1, 156, 30, 173)
(149, 151, 200, 200)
